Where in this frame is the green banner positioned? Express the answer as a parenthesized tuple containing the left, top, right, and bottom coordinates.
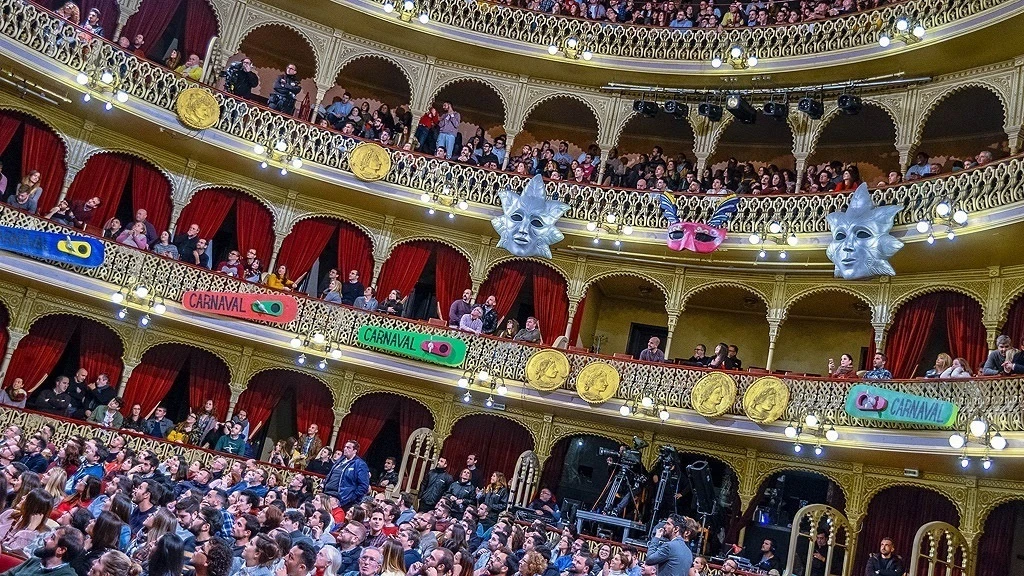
(844, 384, 958, 427)
(356, 325, 467, 367)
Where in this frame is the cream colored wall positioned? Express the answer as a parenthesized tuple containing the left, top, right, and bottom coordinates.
(587, 295, 668, 355)
(667, 306, 770, 366)
(772, 316, 873, 375)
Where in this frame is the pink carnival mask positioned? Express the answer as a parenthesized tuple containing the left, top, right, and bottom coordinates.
(660, 194, 740, 253)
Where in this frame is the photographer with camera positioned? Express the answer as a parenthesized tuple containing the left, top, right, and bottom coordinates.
(268, 63, 302, 115)
(221, 57, 259, 100)
(645, 514, 693, 576)
(599, 438, 648, 518)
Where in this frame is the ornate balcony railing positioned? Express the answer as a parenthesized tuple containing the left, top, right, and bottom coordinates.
(1, 205, 1021, 435)
(400, 0, 1005, 62)
(2, 1, 1024, 236)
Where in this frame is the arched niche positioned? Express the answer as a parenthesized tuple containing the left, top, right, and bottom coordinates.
(377, 240, 472, 322)
(478, 260, 568, 345)
(121, 343, 231, 424)
(538, 434, 622, 507)
(520, 96, 600, 162)
(122, 0, 218, 63)
(237, 369, 334, 455)
(234, 24, 317, 109)
(442, 414, 535, 481)
(853, 485, 959, 574)
(674, 285, 769, 368)
(575, 274, 668, 358)
(1000, 294, 1024, 347)
(917, 86, 1008, 166)
(337, 391, 434, 481)
(6, 314, 124, 398)
(809, 104, 899, 183)
(774, 290, 873, 375)
(175, 187, 275, 268)
(709, 115, 795, 176)
(0, 108, 68, 212)
(326, 56, 412, 111)
(884, 290, 987, 379)
(66, 151, 173, 233)
(614, 110, 697, 185)
(976, 499, 1024, 576)
(430, 79, 507, 143)
(277, 217, 374, 297)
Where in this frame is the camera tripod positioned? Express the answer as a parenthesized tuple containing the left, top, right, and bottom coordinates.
(595, 461, 641, 520)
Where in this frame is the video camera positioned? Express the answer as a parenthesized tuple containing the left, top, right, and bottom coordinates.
(598, 436, 648, 466)
(218, 61, 245, 90)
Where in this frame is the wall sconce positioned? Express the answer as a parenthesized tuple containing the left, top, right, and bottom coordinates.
(252, 138, 303, 175)
(587, 209, 633, 247)
(288, 330, 341, 370)
(711, 45, 758, 70)
(110, 274, 167, 327)
(748, 220, 798, 260)
(879, 16, 925, 47)
(784, 412, 838, 456)
(948, 415, 1005, 470)
(75, 66, 128, 110)
(916, 198, 968, 243)
(420, 185, 469, 219)
(547, 36, 594, 61)
(383, 0, 429, 23)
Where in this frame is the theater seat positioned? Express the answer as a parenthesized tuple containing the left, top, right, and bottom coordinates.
(0, 554, 24, 572)
(427, 317, 446, 327)
(613, 353, 633, 360)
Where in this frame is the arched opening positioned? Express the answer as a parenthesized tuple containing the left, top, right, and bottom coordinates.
(175, 188, 275, 272)
(121, 343, 230, 429)
(234, 25, 317, 111)
(774, 291, 874, 375)
(854, 486, 959, 573)
(122, 0, 217, 64)
(322, 56, 413, 128)
(1000, 294, 1024, 346)
(37, 0, 120, 41)
(5, 314, 123, 406)
(917, 87, 1008, 167)
(675, 286, 769, 368)
(977, 500, 1024, 576)
(574, 275, 667, 358)
(277, 217, 374, 297)
(428, 79, 507, 156)
(236, 369, 334, 458)
(376, 240, 471, 322)
(478, 261, 568, 345)
(710, 116, 795, 191)
(66, 152, 173, 235)
(885, 291, 987, 378)
(520, 97, 600, 177)
(442, 414, 534, 483)
(337, 392, 434, 482)
(0, 109, 67, 213)
(538, 434, 621, 511)
(613, 111, 696, 188)
(732, 470, 846, 567)
(809, 104, 899, 186)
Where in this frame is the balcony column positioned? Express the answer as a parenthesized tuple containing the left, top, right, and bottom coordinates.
(563, 298, 580, 339)
(117, 359, 140, 396)
(1005, 124, 1023, 155)
(871, 322, 889, 356)
(329, 407, 348, 450)
(895, 143, 914, 175)
(793, 153, 809, 191)
(501, 132, 517, 171)
(268, 235, 286, 273)
(664, 311, 680, 360)
(225, 383, 245, 421)
(0, 329, 27, 383)
(596, 148, 610, 184)
(985, 323, 1002, 349)
(765, 319, 781, 372)
(311, 83, 332, 124)
(58, 165, 83, 203)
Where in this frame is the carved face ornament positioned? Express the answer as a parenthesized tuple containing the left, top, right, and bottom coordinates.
(825, 183, 904, 280)
(660, 194, 740, 253)
(491, 174, 569, 259)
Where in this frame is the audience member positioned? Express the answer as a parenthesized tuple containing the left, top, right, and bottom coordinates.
(863, 353, 892, 380)
(983, 335, 1017, 375)
(827, 354, 857, 379)
(512, 317, 542, 343)
(268, 64, 302, 115)
(639, 337, 665, 362)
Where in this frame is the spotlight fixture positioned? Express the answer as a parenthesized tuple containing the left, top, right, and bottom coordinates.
(619, 404, 632, 416)
(633, 100, 658, 118)
(762, 100, 788, 121)
(837, 93, 862, 115)
(726, 94, 757, 124)
(814, 445, 823, 456)
(797, 97, 824, 120)
(959, 456, 970, 469)
(456, 354, 509, 402)
(698, 102, 723, 122)
(75, 62, 130, 108)
(662, 100, 689, 119)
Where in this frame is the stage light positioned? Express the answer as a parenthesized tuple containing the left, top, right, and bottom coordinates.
(291, 157, 302, 169)
(726, 94, 756, 124)
(927, 234, 935, 244)
(496, 383, 508, 396)
(420, 193, 431, 202)
(259, 161, 268, 169)
(586, 221, 598, 232)
(946, 230, 955, 241)
(784, 424, 798, 439)
(462, 391, 472, 403)
(805, 414, 819, 427)
(253, 144, 266, 155)
(837, 94, 862, 115)
(916, 220, 930, 233)
(457, 199, 468, 210)
(632, 100, 658, 118)
(641, 396, 654, 409)
(990, 432, 1007, 450)
(477, 369, 490, 382)
(312, 333, 325, 345)
(622, 225, 633, 235)
(138, 314, 150, 327)
(614, 239, 621, 247)
(280, 167, 288, 176)
(768, 221, 782, 234)
(104, 102, 113, 111)
(83, 94, 91, 102)
(135, 285, 149, 298)
(711, 57, 723, 68)
(953, 209, 968, 224)
(948, 433, 966, 449)
(758, 250, 766, 259)
(289, 336, 302, 348)
(825, 426, 839, 442)
(274, 139, 288, 152)
(969, 418, 987, 437)
(698, 102, 723, 122)
(592, 237, 600, 245)
(798, 97, 824, 120)
(746, 55, 758, 67)
(730, 46, 742, 58)
(619, 404, 631, 416)
(787, 233, 798, 246)
(935, 200, 951, 217)
(582, 50, 593, 61)
(417, 11, 428, 23)
(428, 208, 436, 215)
(762, 100, 788, 121)
(746, 233, 761, 245)
(896, 18, 908, 31)
(548, 44, 558, 55)
(296, 354, 306, 365)
(913, 25, 925, 38)
(100, 70, 114, 84)
(663, 100, 688, 120)
(383, 1, 394, 12)
(779, 250, 787, 259)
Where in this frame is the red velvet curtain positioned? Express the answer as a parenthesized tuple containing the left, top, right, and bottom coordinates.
(65, 154, 132, 226)
(479, 262, 529, 319)
(183, 0, 219, 59)
(123, 0, 184, 60)
(122, 345, 189, 417)
(187, 350, 230, 421)
(77, 321, 123, 386)
(976, 502, 1023, 576)
(434, 245, 471, 320)
(3, 315, 79, 391)
(22, 121, 67, 214)
(539, 436, 571, 492)
(0, 114, 21, 159)
(0, 306, 8, 366)
(377, 242, 432, 300)
(442, 414, 534, 480)
(397, 396, 434, 447)
(533, 265, 569, 345)
(295, 380, 334, 445)
(234, 195, 275, 267)
(885, 293, 943, 378)
(235, 371, 286, 436)
(131, 162, 172, 232)
(277, 219, 336, 280)
(943, 293, 988, 369)
(853, 486, 959, 575)
(569, 296, 587, 345)
(1002, 297, 1024, 347)
(338, 393, 392, 457)
(337, 221, 374, 284)
(175, 188, 235, 239)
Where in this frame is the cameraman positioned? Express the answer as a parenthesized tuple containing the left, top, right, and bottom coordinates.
(268, 63, 301, 115)
(224, 58, 259, 100)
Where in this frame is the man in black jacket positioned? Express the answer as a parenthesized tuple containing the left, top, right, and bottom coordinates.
(225, 58, 260, 100)
(864, 537, 906, 576)
(340, 269, 365, 306)
(33, 376, 72, 415)
(419, 457, 453, 512)
(444, 468, 476, 514)
(268, 64, 301, 115)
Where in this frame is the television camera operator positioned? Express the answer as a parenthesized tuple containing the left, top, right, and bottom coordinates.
(599, 437, 649, 518)
(648, 445, 689, 522)
(220, 58, 260, 100)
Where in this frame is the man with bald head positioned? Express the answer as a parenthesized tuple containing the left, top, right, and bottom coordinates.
(134, 208, 158, 246)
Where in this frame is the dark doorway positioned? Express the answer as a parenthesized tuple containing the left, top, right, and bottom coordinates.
(406, 252, 438, 321)
(209, 207, 238, 266)
(27, 325, 83, 404)
(554, 435, 621, 511)
(257, 392, 297, 460)
(160, 368, 192, 424)
(626, 323, 668, 359)
(363, 418, 402, 483)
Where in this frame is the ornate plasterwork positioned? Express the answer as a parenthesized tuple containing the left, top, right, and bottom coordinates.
(229, 1, 334, 75)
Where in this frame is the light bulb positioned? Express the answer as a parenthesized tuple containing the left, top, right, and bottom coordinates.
(447, 212, 455, 220)
(477, 369, 490, 382)
(969, 418, 987, 437)
(927, 234, 935, 244)
(313, 332, 326, 345)
(317, 359, 328, 370)
(485, 396, 494, 408)
(291, 157, 302, 169)
(990, 432, 1007, 451)
(758, 250, 766, 259)
(814, 445, 823, 456)
(769, 221, 782, 234)
(427, 208, 435, 215)
(83, 93, 91, 102)
(462, 391, 472, 403)
(606, 213, 616, 224)
(275, 139, 288, 152)
(280, 167, 288, 176)
(787, 233, 798, 246)
(748, 233, 761, 245)
(115, 90, 128, 103)
(730, 46, 742, 58)
(577, 439, 584, 446)
(100, 70, 114, 84)
(104, 102, 113, 111)
(982, 457, 992, 470)
(259, 161, 268, 169)
(935, 201, 951, 217)
(947, 230, 955, 241)
(582, 50, 593, 61)
(913, 25, 925, 38)
(622, 225, 633, 235)
(619, 405, 631, 416)
(253, 144, 266, 155)
(153, 302, 166, 315)
(592, 237, 600, 245)
(296, 354, 306, 365)
(566, 37, 578, 48)
(948, 433, 965, 449)
(659, 409, 669, 421)
(794, 443, 802, 453)
(76, 72, 89, 85)
(953, 209, 968, 224)
(383, 1, 394, 12)
(959, 456, 970, 469)
(916, 220, 930, 233)
(418, 12, 428, 23)
(879, 35, 890, 47)
(331, 348, 342, 360)
(641, 396, 654, 409)
(420, 193, 431, 202)
(747, 56, 757, 67)
(457, 199, 468, 210)
(711, 57, 722, 68)
(290, 337, 302, 348)
(805, 414, 819, 427)
(784, 425, 798, 439)
(896, 18, 909, 31)
(457, 377, 469, 388)
(496, 384, 507, 396)
(825, 427, 839, 442)
(779, 250, 787, 259)
(116, 308, 128, 320)
(403, 0, 415, 10)
(135, 285, 149, 298)
(138, 314, 150, 327)
(548, 45, 559, 55)
(586, 221, 598, 231)
(111, 292, 124, 304)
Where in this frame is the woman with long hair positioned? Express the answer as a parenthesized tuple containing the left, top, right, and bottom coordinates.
(145, 533, 185, 576)
(707, 342, 729, 369)
(41, 468, 67, 506)
(122, 404, 146, 433)
(92, 550, 140, 576)
(128, 508, 177, 566)
(480, 472, 509, 516)
(167, 413, 199, 445)
(104, 492, 133, 552)
(238, 533, 280, 576)
(497, 318, 519, 340)
(313, 543, 342, 576)
(0, 377, 28, 408)
(925, 353, 953, 378)
(195, 400, 219, 442)
(164, 50, 181, 71)
(52, 475, 101, 519)
(689, 556, 708, 576)
(52, 442, 81, 477)
(9, 471, 41, 510)
(941, 357, 974, 379)
(440, 523, 468, 553)
(258, 506, 282, 532)
(72, 511, 124, 575)
(0, 488, 54, 552)
(827, 353, 858, 379)
(380, 539, 405, 576)
(453, 548, 473, 576)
